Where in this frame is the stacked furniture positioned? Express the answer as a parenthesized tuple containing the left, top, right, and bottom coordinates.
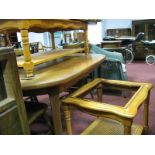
(0, 19, 90, 78)
(0, 19, 105, 135)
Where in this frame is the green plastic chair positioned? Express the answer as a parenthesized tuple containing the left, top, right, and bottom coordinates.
(90, 45, 128, 81)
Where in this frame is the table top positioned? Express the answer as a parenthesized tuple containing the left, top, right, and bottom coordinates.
(20, 53, 105, 91)
(0, 19, 87, 33)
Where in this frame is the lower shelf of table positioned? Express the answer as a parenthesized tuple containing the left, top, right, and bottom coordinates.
(81, 117, 143, 135)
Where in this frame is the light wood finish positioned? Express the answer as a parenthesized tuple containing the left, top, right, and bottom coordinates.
(0, 47, 30, 134)
(17, 48, 84, 67)
(20, 29, 34, 77)
(20, 53, 105, 134)
(0, 19, 89, 77)
(62, 78, 153, 135)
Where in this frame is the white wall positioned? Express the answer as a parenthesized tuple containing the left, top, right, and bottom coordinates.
(88, 22, 102, 44)
(102, 19, 132, 38)
(29, 33, 44, 44)
(17, 32, 51, 47)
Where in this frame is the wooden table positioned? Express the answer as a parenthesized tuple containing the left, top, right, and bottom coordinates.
(20, 53, 106, 134)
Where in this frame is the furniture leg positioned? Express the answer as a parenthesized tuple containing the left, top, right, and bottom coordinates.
(63, 105, 72, 135)
(144, 91, 150, 134)
(124, 119, 132, 135)
(48, 88, 63, 135)
(20, 29, 34, 77)
(50, 32, 55, 49)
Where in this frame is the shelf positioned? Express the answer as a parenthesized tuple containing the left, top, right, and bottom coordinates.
(81, 117, 143, 135)
(17, 48, 85, 67)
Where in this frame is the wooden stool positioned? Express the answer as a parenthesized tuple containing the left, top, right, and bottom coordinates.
(62, 78, 153, 135)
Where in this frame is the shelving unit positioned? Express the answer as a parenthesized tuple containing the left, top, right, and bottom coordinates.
(132, 19, 155, 40)
(131, 19, 155, 59)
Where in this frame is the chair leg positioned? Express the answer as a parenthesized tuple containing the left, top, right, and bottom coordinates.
(63, 105, 72, 135)
(43, 113, 55, 134)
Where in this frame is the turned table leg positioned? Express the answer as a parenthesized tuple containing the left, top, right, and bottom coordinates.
(20, 29, 34, 77)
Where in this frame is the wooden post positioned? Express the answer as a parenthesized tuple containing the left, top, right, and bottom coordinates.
(20, 29, 34, 77)
(144, 91, 150, 133)
(84, 25, 89, 55)
(51, 32, 55, 49)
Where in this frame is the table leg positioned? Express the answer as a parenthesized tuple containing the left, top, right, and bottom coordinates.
(124, 119, 132, 135)
(144, 91, 150, 134)
(20, 29, 34, 77)
(48, 88, 63, 135)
